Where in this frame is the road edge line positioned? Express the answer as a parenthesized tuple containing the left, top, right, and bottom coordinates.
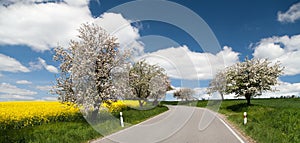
(197, 108, 246, 143)
(217, 115, 245, 143)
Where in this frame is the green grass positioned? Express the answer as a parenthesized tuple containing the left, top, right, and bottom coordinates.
(0, 122, 101, 143)
(121, 105, 168, 124)
(217, 98, 300, 143)
(162, 98, 300, 143)
(0, 106, 168, 143)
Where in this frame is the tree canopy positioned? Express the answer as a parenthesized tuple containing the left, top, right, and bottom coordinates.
(224, 58, 284, 105)
(129, 60, 170, 107)
(53, 23, 128, 120)
(173, 88, 195, 101)
(207, 70, 226, 100)
(53, 23, 170, 117)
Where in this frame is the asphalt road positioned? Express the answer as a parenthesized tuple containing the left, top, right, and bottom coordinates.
(92, 106, 245, 143)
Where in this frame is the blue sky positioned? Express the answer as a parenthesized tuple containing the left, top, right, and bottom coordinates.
(1, 0, 300, 101)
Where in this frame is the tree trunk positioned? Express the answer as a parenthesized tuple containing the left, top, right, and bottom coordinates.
(152, 99, 158, 106)
(138, 99, 144, 108)
(91, 108, 99, 122)
(221, 93, 224, 101)
(91, 98, 101, 122)
(245, 93, 251, 105)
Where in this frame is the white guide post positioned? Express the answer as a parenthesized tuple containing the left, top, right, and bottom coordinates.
(120, 112, 124, 127)
(243, 112, 247, 125)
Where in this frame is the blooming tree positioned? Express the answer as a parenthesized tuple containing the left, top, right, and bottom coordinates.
(207, 70, 226, 100)
(129, 60, 170, 108)
(173, 88, 195, 101)
(225, 58, 283, 105)
(53, 23, 129, 120)
(111, 63, 132, 99)
(149, 72, 170, 105)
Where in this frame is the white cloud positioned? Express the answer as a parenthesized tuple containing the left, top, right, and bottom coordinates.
(29, 57, 58, 73)
(278, 2, 300, 23)
(0, 53, 30, 72)
(0, 0, 92, 51)
(29, 60, 43, 70)
(38, 58, 58, 73)
(253, 43, 285, 59)
(252, 34, 300, 75)
(0, 82, 37, 96)
(0, 82, 37, 101)
(16, 80, 32, 84)
(39, 96, 58, 101)
(0, 1, 143, 54)
(275, 81, 300, 94)
(0, 94, 35, 100)
(141, 45, 239, 80)
(1, 0, 84, 6)
(63, 0, 90, 7)
(254, 81, 300, 98)
(36, 85, 52, 91)
(94, 13, 144, 57)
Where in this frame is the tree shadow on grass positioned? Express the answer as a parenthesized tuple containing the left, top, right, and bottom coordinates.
(226, 103, 257, 112)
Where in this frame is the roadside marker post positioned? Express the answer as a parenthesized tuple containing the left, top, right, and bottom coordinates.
(243, 112, 247, 125)
(120, 112, 124, 127)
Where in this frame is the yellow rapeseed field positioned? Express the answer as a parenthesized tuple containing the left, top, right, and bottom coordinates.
(0, 100, 139, 130)
(101, 100, 140, 112)
(102, 100, 127, 113)
(122, 100, 140, 107)
(0, 101, 80, 130)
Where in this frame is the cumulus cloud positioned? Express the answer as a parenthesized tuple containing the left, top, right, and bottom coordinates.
(36, 85, 52, 91)
(94, 13, 144, 56)
(0, 0, 93, 51)
(141, 45, 239, 80)
(278, 2, 300, 23)
(254, 81, 300, 98)
(0, 94, 35, 100)
(253, 43, 285, 59)
(0, 82, 37, 101)
(39, 96, 58, 101)
(276, 81, 300, 94)
(29, 57, 58, 73)
(29, 60, 43, 71)
(38, 58, 58, 73)
(0, 53, 30, 72)
(252, 34, 300, 75)
(0, 82, 37, 96)
(16, 80, 32, 84)
(0, 1, 143, 54)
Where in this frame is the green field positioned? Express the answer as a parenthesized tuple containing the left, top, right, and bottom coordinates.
(163, 98, 300, 143)
(218, 98, 300, 143)
(0, 105, 168, 143)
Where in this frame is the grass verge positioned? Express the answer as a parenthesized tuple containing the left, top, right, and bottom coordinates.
(217, 98, 300, 143)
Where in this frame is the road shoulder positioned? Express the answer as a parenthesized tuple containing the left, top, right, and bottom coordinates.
(216, 111, 256, 143)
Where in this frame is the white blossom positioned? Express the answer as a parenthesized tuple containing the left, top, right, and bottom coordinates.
(129, 60, 170, 107)
(207, 70, 226, 100)
(53, 23, 129, 119)
(173, 88, 195, 101)
(224, 58, 284, 104)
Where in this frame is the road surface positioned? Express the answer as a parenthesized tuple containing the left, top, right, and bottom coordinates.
(92, 106, 245, 143)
